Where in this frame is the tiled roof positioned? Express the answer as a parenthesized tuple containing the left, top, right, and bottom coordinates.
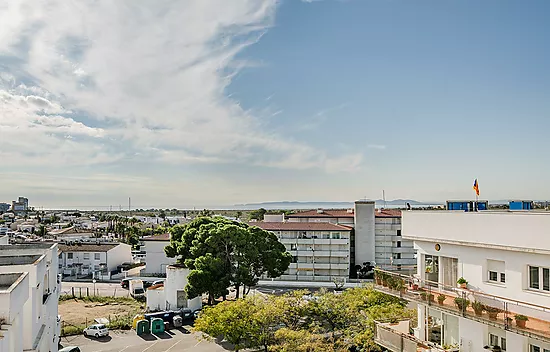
(286, 209, 355, 218)
(375, 209, 402, 218)
(58, 243, 119, 252)
(142, 233, 171, 241)
(248, 222, 351, 232)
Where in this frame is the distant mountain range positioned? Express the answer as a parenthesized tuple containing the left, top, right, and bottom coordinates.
(230, 199, 443, 210)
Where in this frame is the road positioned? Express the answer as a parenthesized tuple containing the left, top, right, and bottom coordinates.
(60, 328, 228, 352)
(62, 282, 131, 297)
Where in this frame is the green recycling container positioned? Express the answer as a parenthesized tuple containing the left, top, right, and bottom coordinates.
(136, 319, 150, 335)
(150, 318, 165, 334)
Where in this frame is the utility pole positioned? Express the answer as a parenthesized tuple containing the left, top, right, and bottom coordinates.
(128, 197, 131, 212)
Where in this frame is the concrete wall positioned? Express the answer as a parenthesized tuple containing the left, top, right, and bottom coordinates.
(403, 211, 550, 253)
(354, 201, 375, 265)
(0, 236, 7, 245)
(144, 241, 176, 274)
(107, 244, 132, 272)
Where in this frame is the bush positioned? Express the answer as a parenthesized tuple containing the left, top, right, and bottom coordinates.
(457, 277, 468, 285)
(515, 314, 528, 321)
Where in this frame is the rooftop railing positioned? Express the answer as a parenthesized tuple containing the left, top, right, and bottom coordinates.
(374, 269, 550, 344)
(374, 320, 447, 352)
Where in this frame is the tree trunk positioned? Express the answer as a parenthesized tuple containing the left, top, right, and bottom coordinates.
(235, 284, 240, 299)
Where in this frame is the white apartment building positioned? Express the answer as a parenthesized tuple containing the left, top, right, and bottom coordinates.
(0, 243, 60, 352)
(142, 233, 177, 275)
(286, 201, 415, 272)
(374, 209, 550, 352)
(58, 243, 132, 279)
(250, 222, 352, 281)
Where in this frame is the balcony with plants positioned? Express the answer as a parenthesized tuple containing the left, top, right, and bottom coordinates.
(374, 319, 452, 352)
(374, 268, 550, 344)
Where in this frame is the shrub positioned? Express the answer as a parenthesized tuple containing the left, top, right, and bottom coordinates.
(515, 314, 529, 321)
(61, 325, 84, 336)
(457, 277, 468, 285)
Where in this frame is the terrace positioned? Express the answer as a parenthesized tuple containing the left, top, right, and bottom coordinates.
(374, 269, 550, 345)
(374, 320, 447, 352)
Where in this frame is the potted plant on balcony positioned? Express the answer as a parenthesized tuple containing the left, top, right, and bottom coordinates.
(484, 306, 503, 320)
(472, 301, 484, 317)
(394, 278, 406, 294)
(381, 272, 389, 287)
(454, 297, 470, 311)
(457, 277, 468, 289)
(374, 269, 382, 285)
(420, 292, 434, 302)
(437, 294, 446, 305)
(514, 314, 529, 328)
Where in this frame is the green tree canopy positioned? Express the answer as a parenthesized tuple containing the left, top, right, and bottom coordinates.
(165, 217, 291, 303)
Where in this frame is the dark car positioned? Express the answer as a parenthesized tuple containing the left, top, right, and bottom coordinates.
(120, 278, 131, 288)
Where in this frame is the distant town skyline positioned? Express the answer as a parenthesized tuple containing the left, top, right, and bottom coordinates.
(2, 0, 550, 207)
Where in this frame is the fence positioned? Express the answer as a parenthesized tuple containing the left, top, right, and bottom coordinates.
(62, 285, 132, 298)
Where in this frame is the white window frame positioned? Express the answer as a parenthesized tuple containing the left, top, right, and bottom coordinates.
(67, 253, 73, 260)
(528, 265, 550, 293)
(487, 259, 505, 284)
(489, 331, 506, 351)
(83, 252, 90, 260)
(94, 253, 100, 260)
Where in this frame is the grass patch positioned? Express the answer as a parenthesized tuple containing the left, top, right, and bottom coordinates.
(61, 325, 84, 336)
(60, 294, 140, 305)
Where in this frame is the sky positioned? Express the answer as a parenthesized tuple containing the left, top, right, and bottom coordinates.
(1, 0, 550, 209)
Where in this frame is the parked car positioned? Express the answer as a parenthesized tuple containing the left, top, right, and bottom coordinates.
(152, 280, 165, 286)
(59, 347, 81, 352)
(83, 324, 109, 338)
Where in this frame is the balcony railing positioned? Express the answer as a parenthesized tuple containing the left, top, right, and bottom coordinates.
(374, 269, 550, 344)
(374, 320, 446, 352)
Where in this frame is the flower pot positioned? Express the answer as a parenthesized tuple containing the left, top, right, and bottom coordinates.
(488, 312, 498, 320)
(474, 309, 483, 317)
(516, 319, 527, 328)
(459, 283, 467, 289)
(438, 300, 445, 305)
(375, 279, 382, 285)
(382, 281, 388, 287)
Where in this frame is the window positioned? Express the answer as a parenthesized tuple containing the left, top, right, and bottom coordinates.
(396, 241, 401, 248)
(332, 233, 340, 239)
(529, 266, 550, 292)
(94, 253, 100, 260)
(394, 253, 401, 260)
(530, 345, 540, 352)
(291, 256, 297, 263)
(290, 244, 297, 250)
(487, 259, 505, 284)
(67, 253, 73, 259)
(489, 333, 506, 351)
(396, 230, 401, 236)
(83, 253, 90, 260)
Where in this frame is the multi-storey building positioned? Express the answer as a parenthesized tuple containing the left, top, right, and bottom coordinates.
(0, 242, 61, 352)
(58, 243, 132, 279)
(0, 203, 10, 213)
(142, 233, 177, 275)
(286, 201, 415, 272)
(374, 207, 550, 352)
(250, 222, 351, 281)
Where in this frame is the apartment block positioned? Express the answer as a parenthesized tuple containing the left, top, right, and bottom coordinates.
(250, 222, 352, 281)
(58, 243, 132, 279)
(142, 233, 177, 275)
(286, 201, 415, 272)
(373, 208, 550, 352)
(0, 243, 61, 352)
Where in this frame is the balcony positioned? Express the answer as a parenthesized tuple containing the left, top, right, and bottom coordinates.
(374, 269, 550, 344)
(374, 321, 447, 352)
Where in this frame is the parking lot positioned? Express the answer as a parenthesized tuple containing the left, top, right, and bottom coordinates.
(60, 327, 228, 352)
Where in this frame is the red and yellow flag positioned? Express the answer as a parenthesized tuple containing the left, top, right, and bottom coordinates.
(473, 179, 480, 196)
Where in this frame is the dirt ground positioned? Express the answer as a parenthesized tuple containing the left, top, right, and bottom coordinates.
(59, 298, 144, 327)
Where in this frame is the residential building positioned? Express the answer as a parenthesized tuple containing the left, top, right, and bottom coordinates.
(286, 200, 415, 273)
(146, 265, 201, 312)
(11, 197, 28, 213)
(0, 203, 10, 213)
(250, 222, 352, 281)
(0, 242, 61, 352)
(142, 233, 176, 275)
(374, 206, 550, 352)
(58, 243, 132, 279)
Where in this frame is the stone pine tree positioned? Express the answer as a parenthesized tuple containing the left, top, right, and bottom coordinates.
(164, 216, 291, 303)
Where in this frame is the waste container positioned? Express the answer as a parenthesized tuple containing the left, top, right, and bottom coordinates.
(150, 318, 165, 334)
(136, 319, 150, 335)
(133, 314, 145, 329)
(172, 315, 183, 328)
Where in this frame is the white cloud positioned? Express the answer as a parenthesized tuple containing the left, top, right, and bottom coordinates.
(0, 0, 361, 182)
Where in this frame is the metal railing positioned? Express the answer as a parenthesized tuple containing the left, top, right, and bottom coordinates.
(374, 321, 445, 352)
(374, 269, 550, 344)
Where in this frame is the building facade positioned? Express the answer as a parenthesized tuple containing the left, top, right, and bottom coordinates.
(58, 243, 132, 279)
(286, 201, 415, 272)
(142, 233, 177, 275)
(374, 210, 550, 352)
(0, 243, 61, 352)
(250, 222, 352, 282)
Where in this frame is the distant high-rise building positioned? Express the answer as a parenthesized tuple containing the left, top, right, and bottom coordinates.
(11, 197, 29, 213)
(0, 203, 10, 213)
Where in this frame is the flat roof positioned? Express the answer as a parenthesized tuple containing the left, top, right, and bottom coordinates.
(58, 243, 119, 252)
(0, 272, 26, 291)
(0, 254, 42, 266)
(142, 233, 170, 241)
(249, 222, 351, 232)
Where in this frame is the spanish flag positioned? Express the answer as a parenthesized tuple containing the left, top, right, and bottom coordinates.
(473, 179, 480, 196)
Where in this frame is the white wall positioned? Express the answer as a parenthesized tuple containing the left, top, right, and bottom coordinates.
(0, 236, 8, 245)
(354, 201, 375, 265)
(107, 244, 132, 272)
(403, 211, 550, 253)
(143, 241, 176, 274)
